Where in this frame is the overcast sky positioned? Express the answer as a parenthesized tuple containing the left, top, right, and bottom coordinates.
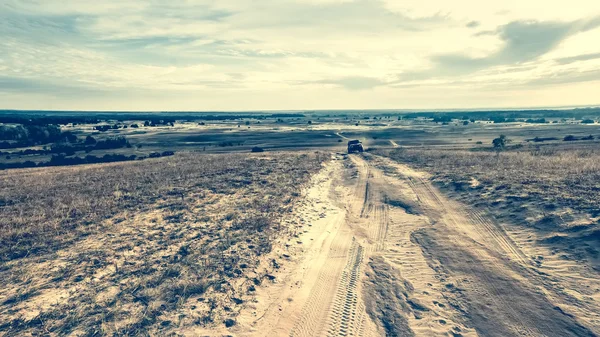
(1, 0, 600, 111)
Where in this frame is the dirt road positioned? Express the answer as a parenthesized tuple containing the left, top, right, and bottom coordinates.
(237, 154, 599, 336)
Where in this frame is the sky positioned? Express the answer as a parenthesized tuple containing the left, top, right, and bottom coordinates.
(1, 0, 600, 111)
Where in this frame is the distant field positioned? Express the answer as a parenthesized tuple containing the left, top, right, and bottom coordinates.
(0, 152, 327, 336)
(1, 108, 599, 170)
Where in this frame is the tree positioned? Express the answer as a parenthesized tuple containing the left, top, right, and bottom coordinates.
(84, 135, 97, 145)
(492, 135, 508, 149)
(62, 132, 78, 143)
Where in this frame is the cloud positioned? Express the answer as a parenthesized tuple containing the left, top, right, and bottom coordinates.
(555, 52, 600, 65)
(526, 69, 600, 86)
(397, 16, 600, 81)
(1, 1, 600, 110)
(316, 76, 385, 90)
(0, 76, 114, 97)
(466, 21, 480, 28)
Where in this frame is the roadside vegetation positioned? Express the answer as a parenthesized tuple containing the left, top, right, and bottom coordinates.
(0, 152, 328, 336)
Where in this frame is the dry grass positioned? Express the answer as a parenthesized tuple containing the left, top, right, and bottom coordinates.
(0, 152, 328, 336)
(374, 145, 600, 265)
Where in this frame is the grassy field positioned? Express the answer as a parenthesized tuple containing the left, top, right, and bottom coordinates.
(0, 152, 328, 336)
(374, 144, 600, 268)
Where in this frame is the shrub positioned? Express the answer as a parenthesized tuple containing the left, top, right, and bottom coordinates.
(84, 135, 97, 145)
(94, 125, 111, 132)
(526, 118, 547, 124)
(492, 135, 508, 149)
(94, 136, 129, 150)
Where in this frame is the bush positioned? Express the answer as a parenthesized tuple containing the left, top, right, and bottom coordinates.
(61, 132, 78, 143)
(529, 137, 559, 142)
(94, 125, 111, 132)
(492, 135, 508, 149)
(84, 135, 97, 145)
(432, 115, 452, 123)
(526, 118, 547, 124)
(0, 124, 62, 144)
(94, 136, 129, 150)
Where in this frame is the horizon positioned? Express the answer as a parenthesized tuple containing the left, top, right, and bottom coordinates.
(2, 104, 600, 114)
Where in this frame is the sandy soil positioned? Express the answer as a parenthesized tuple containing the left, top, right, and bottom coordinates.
(222, 153, 599, 337)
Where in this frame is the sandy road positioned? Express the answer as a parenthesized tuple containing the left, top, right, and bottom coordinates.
(238, 154, 598, 337)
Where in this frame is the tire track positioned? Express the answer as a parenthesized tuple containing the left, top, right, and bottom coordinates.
(288, 227, 351, 337)
(371, 155, 595, 336)
(404, 176, 541, 336)
(352, 157, 388, 252)
(407, 176, 529, 265)
(290, 155, 374, 337)
(326, 239, 365, 337)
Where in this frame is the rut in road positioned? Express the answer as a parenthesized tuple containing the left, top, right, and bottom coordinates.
(326, 239, 366, 337)
(288, 157, 377, 337)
